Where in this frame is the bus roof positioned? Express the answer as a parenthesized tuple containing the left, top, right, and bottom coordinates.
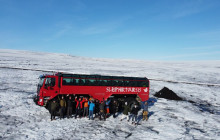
(57, 73, 148, 81)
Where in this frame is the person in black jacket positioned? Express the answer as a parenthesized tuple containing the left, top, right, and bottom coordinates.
(130, 104, 139, 125)
(67, 96, 74, 118)
(112, 100, 119, 118)
(94, 100, 100, 118)
(50, 100, 58, 121)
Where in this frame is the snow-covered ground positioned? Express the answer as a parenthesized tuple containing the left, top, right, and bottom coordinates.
(0, 49, 220, 140)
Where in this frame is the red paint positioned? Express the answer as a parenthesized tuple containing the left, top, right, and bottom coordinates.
(36, 73, 149, 106)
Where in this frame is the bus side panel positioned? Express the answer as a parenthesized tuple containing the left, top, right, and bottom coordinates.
(138, 80, 150, 101)
(138, 91, 149, 101)
(60, 86, 149, 101)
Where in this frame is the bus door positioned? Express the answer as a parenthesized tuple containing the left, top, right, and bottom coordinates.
(43, 77, 59, 97)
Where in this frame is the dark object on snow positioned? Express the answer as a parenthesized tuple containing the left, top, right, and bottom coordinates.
(154, 87, 183, 101)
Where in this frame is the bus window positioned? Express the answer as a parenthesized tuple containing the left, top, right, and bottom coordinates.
(117, 80, 123, 86)
(78, 79, 85, 85)
(99, 80, 107, 86)
(38, 77, 45, 88)
(138, 81, 147, 87)
(45, 78, 55, 87)
(112, 80, 117, 86)
(85, 79, 91, 86)
(128, 81, 137, 87)
(124, 81, 129, 87)
(107, 80, 112, 86)
(63, 78, 70, 85)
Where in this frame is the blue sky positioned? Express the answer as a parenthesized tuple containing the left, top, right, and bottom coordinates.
(0, 0, 220, 61)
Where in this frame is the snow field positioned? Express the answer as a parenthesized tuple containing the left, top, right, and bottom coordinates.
(0, 49, 220, 140)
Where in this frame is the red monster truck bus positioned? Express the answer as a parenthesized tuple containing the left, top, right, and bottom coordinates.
(36, 73, 149, 108)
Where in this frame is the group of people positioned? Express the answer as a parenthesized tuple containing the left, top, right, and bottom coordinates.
(120, 101, 149, 125)
(50, 95, 149, 125)
(50, 95, 113, 121)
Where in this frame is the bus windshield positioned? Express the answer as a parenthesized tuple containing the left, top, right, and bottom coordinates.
(45, 78, 55, 87)
(38, 77, 45, 88)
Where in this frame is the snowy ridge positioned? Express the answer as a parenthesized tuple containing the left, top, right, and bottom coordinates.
(0, 49, 220, 140)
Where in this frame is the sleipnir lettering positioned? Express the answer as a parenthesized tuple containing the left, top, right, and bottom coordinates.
(106, 87, 142, 93)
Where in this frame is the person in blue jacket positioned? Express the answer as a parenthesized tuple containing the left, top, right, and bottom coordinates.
(88, 100, 95, 120)
(141, 101, 148, 121)
(105, 99, 111, 115)
(139, 98, 156, 121)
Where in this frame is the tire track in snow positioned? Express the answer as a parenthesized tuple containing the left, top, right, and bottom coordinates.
(149, 78, 220, 87)
(1, 66, 220, 87)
